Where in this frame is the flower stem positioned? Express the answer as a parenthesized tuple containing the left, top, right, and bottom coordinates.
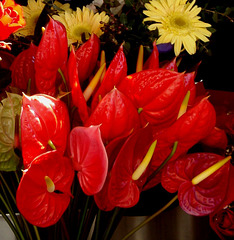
(103, 208, 120, 240)
(76, 195, 90, 240)
(32, 226, 40, 240)
(144, 141, 178, 187)
(120, 195, 178, 240)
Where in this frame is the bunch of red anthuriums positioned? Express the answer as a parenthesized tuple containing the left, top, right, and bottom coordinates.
(0, 17, 233, 240)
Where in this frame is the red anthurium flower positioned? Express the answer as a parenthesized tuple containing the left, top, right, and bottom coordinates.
(94, 135, 129, 211)
(184, 72, 196, 105)
(161, 57, 178, 71)
(21, 94, 70, 168)
(67, 46, 89, 123)
(75, 33, 100, 84)
(143, 41, 159, 70)
(108, 126, 156, 208)
(91, 45, 127, 110)
(10, 43, 37, 94)
(201, 127, 228, 150)
(69, 126, 108, 195)
(85, 88, 140, 143)
(118, 69, 185, 128)
(35, 18, 68, 96)
(0, 0, 25, 40)
(209, 164, 234, 239)
(144, 97, 216, 190)
(161, 153, 231, 216)
(16, 151, 74, 227)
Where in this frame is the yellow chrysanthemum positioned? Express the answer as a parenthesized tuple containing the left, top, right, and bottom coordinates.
(15, 0, 71, 37)
(143, 0, 212, 56)
(52, 6, 109, 45)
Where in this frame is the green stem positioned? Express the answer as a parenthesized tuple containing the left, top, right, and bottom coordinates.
(0, 210, 21, 240)
(103, 208, 120, 240)
(144, 141, 178, 187)
(58, 68, 70, 105)
(94, 209, 101, 240)
(120, 195, 178, 240)
(0, 194, 25, 240)
(33, 226, 41, 240)
(76, 196, 90, 240)
(0, 172, 16, 204)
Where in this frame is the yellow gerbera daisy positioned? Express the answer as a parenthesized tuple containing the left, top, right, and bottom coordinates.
(15, 0, 71, 37)
(143, 0, 212, 56)
(52, 6, 109, 45)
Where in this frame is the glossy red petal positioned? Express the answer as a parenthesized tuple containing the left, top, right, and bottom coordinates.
(108, 126, 155, 208)
(91, 45, 127, 110)
(35, 18, 68, 96)
(10, 43, 37, 93)
(162, 153, 230, 216)
(201, 127, 228, 150)
(145, 98, 216, 190)
(118, 69, 185, 128)
(21, 94, 70, 168)
(67, 46, 89, 123)
(69, 126, 108, 195)
(86, 88, 140, 143)
(143, 41, 159, 70)
(16, 151, 74, 227)
(75, 33, 100, 84)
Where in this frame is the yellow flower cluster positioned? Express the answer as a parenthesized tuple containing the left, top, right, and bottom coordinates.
(143, 0, 211, 56)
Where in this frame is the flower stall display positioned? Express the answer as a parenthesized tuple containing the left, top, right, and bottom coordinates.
(0, 0, 234, 240)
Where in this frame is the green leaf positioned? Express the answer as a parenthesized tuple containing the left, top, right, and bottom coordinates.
(212, 11, 218, 23)
(0, 93, 22, 171)
(120, 13, 128, 25)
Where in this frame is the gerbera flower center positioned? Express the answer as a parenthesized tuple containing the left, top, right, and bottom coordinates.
(170, 14, 189, 29)
(72, 24, 91, 41)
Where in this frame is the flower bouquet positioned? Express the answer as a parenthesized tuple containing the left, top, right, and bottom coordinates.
(0, 0, 234, 239)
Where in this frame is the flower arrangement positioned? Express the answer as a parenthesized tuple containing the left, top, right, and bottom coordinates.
(0, 0, 234, 240)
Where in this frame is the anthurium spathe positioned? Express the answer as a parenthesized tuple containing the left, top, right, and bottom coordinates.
(117, 69, 185, 128)
(144, 97, 216, 190)
(75, 33, 100, 84)
(35, 18, 68, 96)
(85, 88, 140, 143)
(10, 43, 37, 94)
(143, 41, 159, 70)
(67, 46, 89, 123)
(16, 151, 74, 227)
(0, 0, 25, 40)
(21, 94, 70, 168)
(69, 126, 108, 195)
(209, 164, 234, 239)
(107, 126, 156, 208)
(91, 44, 127, 110)
(161, 153, 231, 216)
